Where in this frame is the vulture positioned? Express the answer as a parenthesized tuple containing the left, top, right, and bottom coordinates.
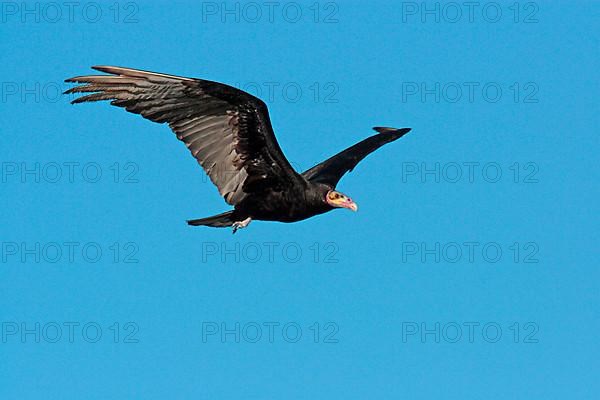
(65, 66, 412, 233)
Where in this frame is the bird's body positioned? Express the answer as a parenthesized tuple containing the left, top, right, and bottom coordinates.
(236, 182, 332, 222)
(65, 66, 412, 232)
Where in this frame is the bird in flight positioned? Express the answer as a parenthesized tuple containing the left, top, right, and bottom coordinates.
(65, 66, 412, 233)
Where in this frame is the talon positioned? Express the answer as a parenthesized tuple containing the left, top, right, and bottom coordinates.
(231, 217, 252, 234)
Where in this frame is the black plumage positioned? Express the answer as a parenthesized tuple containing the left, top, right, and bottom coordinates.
(65, 66, 412, 232)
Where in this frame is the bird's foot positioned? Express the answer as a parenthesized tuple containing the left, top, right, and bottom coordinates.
(232, 217, 252, 234)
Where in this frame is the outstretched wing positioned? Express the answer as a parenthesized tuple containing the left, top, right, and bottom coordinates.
(301, 127, 411, 187)
(65, 66, 305, 205)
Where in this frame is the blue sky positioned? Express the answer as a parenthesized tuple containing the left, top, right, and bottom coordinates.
(1, 1, 598, 398)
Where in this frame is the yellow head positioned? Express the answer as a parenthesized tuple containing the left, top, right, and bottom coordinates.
(325, 190, 358, 212)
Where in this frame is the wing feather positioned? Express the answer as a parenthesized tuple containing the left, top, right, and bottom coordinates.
(65, 66, 305, 205)
(301, 127, 412, 187)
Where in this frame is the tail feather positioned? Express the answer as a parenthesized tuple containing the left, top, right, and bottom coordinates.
(187, 211, 235, 228)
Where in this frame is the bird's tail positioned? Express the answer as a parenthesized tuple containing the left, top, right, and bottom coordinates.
(187, 211, 235, 228)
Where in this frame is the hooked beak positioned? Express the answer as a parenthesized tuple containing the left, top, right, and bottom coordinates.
(345, 200, 358, 212)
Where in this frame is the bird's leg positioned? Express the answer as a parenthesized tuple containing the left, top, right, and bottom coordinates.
(232, 217, 252, 234)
